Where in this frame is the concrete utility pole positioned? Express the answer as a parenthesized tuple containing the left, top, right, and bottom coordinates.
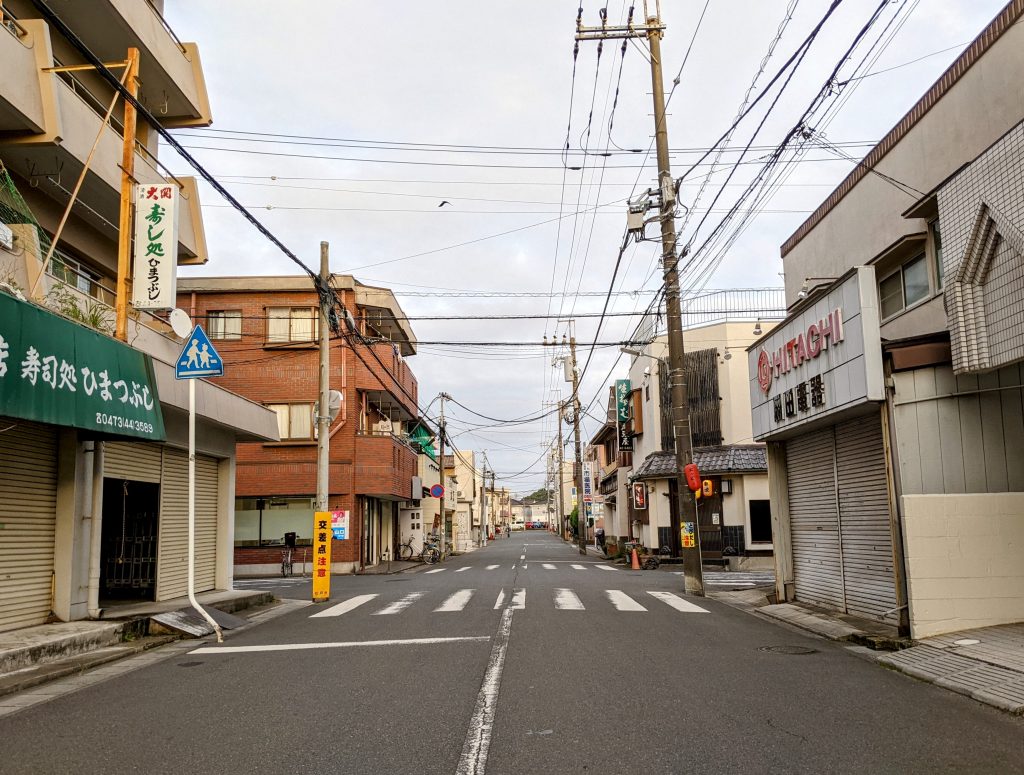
(556, 399, 566, 540)
(316, 241, 330, 514)
(567, 335, 586, 555)
(437, 392, 451, 552)
(577, 7, 704, 593)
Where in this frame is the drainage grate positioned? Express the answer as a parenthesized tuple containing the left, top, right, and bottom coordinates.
(758, 645, 818, 655)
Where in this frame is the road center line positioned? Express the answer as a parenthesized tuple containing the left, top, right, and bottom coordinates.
(190, 636, 490, 655)
(456, 606, 514, 775)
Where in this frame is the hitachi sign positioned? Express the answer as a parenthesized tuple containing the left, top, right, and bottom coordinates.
(757, 308, 844, 394)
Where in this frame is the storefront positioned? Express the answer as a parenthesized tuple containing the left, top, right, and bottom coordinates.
(749, 268, 903, 623)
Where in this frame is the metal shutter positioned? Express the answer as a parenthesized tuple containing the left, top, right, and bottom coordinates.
(156, 449, 219, 600)
(786, 428, 845, 610)
(0, 420, 58, 633)
(104, 441, 162, 483)
(835, 417, 897, 619)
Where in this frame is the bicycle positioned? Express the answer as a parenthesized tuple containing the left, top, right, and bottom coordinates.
(280, 548, 294, 577)
(420, 535, 441, 565)
(397, 536, 416, 561)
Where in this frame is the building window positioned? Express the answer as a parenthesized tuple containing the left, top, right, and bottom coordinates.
(880, 254, 929, 319)
(930, 220, 943, 289)
(208, 310, 242, 340)
(749, 499, 772, 543)
(266, 307, 318, 343)
(267, 403, 314, 440)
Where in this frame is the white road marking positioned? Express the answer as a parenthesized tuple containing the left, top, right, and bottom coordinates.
(571, 564, 587, 571)
(542, 563, 557, 570)
(554, 588, 585, 610)
(521, 564, 528, 569)
(425, 568, 446, 574)
(436, 589, 475, 612)
(456, 607, 514, 775)
(373, 591, 426, 615)
(456, 567, 471, 573)
(493, 589, 506, 609)
(597, 565, 617, 571)
(510, 588, 526, 609)
(192, 636, 490, 655)
(605, 590, 646, 611)
(310, 594, 378, 618)
(647, 591, 709, 613)
(486, 565, 499, 570)
(520, 555, 526, 560)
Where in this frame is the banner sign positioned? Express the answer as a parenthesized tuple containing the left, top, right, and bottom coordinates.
(681, 521, 696, 548)
(615, 379, 632, 422)
(0, 292, 164, 440)
(632, 482, 647, 510)
(132, 183, 179, 310)
(617, 418, 633, 452)
(330, 509, 349, 540)
(582, 461, 593, 502)
(312, 512, 332, 602)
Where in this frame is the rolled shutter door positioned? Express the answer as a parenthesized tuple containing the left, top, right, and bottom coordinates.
(786, 428, 844, 610)
(157, 448, 219, 600)
(835, 417, 897, 619)
(0, 420, 58, 633)
(104, 441, 162, 483)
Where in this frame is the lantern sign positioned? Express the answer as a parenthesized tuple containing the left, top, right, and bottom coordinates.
(702, 479, 714, 497)
(132, 184, 179, 310)
(684, 463, 701, 492)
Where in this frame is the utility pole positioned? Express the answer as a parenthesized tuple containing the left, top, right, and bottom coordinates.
(437, 392, 451, 552)
(568, 334, 586, 555)
(556, 398, 567, 540)
(114, 47, 139, 342)
(316, 241, 330, 514)
(577, 6, 704, 593)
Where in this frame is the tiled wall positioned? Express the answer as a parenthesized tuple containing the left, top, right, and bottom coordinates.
(938, 121, 1024, 373)
(902, 493, 1024, 638)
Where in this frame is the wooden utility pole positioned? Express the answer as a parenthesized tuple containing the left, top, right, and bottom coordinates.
(114, 47, 139, 342)
(577, 7, 704, 593)
(316, 242, 330, 514)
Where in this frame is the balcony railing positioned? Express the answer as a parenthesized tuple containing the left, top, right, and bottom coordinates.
(1, 5, 29, 40)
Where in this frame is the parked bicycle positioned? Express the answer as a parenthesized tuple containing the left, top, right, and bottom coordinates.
(420, 534, 441, 565)
(397, 535, 416, 561)
(280, 548, 294, 577)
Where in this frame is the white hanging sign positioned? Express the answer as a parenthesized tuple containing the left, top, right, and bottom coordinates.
(132, 183, 179, 310)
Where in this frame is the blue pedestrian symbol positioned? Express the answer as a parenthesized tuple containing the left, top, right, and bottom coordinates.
(176, 325, 224, 379)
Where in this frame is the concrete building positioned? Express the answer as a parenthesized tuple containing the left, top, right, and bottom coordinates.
(450, 449, 484, 552)
(177, 275, 422, 575)
(750, 1, 1024, 638)
(0, 1, 277, 632)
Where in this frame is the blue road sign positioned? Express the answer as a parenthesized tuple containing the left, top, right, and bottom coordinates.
(176, 325, 224, 379)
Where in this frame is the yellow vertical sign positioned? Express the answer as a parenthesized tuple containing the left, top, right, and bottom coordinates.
(312, 511, 332, 602)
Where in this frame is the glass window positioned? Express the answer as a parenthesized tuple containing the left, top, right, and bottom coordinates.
(903, 254, 929, 306)
(880, 271, 904, 319)
(267, 402, 314, 440)
(266, 307, 318, 343)
(208, 310, 241, 340)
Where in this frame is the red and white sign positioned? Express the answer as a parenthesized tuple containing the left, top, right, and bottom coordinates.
(757, 308, 844, 394)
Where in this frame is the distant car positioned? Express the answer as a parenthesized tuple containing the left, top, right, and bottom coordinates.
(531, 521, 544, 529)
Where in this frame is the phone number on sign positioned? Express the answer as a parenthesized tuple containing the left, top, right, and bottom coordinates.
(95, 412, 155, 435)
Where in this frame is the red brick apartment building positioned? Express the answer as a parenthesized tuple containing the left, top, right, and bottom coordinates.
(177, 275, 422, 574)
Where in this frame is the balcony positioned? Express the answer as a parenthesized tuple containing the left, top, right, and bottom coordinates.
(351, 341, 419, 418)
(0, 16, 48, 133)
(42, 0, 212, 127)
(354, 431, 418, 501)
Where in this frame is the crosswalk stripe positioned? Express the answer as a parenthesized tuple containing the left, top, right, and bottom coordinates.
(596, 565, 617, 571)
(493, 589, 506, 609)
(571, 564, 587, 571)
(436, 589, 474, 612)
(542, 563, 557, 570)
(424, 568, 445, 574)
(605, 590, 646, 611)
(455, 567, 471, 573)
(647, 591, 709, 613)
(486, 565, 499, 570)
(373, 591, 426, 615)
(554, 588, 584, 610)
(510, 588, 526, 609)
(310, 594, 378, 618)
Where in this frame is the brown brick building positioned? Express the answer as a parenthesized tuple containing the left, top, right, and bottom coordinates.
(177, 275, 422, 574)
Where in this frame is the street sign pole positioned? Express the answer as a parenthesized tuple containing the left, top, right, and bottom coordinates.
(177, 324, 225, 642)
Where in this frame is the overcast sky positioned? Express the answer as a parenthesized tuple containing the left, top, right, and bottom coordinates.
(166, 0, 1007, 494)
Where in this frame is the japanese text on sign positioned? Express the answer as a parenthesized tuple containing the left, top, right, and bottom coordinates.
(312, 512, 332, 602)
(132, 184, 179, 311)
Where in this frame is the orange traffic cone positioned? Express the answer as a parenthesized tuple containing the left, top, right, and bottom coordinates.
(630, 548, 641, 570)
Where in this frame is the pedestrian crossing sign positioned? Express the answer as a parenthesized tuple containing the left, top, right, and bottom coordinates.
(175, 325, 224, 379)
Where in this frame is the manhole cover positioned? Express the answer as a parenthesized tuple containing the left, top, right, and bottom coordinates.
(757, 645, 818, 655)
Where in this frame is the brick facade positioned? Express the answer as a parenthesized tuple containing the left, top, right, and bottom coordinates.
(177, 279, 420, 570)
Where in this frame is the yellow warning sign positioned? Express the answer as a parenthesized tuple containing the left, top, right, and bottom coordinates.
(312, 511, 332, 602)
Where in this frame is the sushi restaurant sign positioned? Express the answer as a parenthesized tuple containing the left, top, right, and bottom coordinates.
(0, 292, 165, 440)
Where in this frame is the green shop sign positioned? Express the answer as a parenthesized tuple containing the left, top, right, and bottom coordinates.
(615, 379, 632, 422)
(0, 292, 165, 440)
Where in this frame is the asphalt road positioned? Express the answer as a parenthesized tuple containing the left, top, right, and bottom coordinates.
(1, 532, 1022, 774)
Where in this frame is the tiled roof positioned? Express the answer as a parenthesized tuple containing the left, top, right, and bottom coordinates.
(630, 445, 768, 481)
